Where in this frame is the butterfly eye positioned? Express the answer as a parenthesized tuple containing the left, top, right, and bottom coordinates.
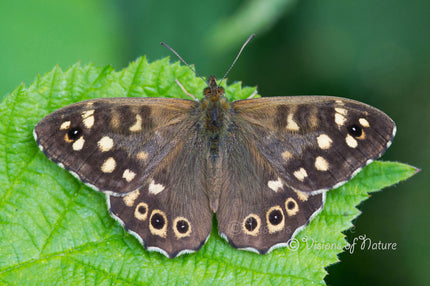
(151, 213, 165, 229)
(266, 206, 285, 233)
(176, 219, 189, 234)
(149, 210, 168, 238)
(173, 217, 192, 238)
(67, 127, 82, 141)
(348, 124, 362, 137)
(134, 202, 148, 221)
(245, 217, 258, 231)
(138, 205, 147, 215)
(241, 214, 261, 236)
(268, 210, 283, 225)
(285, 198, 299, 216)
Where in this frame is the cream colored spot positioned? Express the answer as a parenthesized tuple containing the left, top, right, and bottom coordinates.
(335, 113, 347, 127)
(72, 136, 85, 151)
(286, 114, 300, 131)
(101, 157, 116, 173)
(149, 209, 167, 238)
(317, 134, 333, 149)
(359, 118, 370, 127)
(122, 169, 136, 182)
(266, 206, 285, 233)
(242, 214, 261, 236)
(268, 178, 283, 192)
(129, 114, 143, 132)
(335, 100, 345, 105)
(285, 198, 299, 216)
(294, 190, 309, 202)
(137, 151, 148, 161)
(148, 180, 165, 195)
(345, 134, 358, 148)
(97, 136, 114, 152)
(134, 202, 148, 221)
(82, 110, 95, 129)
(123, 189, 140, 207)
(335, 107, 348, 115)
(293, 168, 308, 182)
(60, 121, 71, 130)
(281, 150, 292, 162)
(315, 156, 329, 171)
(173, 217, 192, 239)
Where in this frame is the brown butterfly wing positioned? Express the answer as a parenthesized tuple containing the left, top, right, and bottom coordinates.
(232, 96, 396, 194)
(34, 97, 199, 195)
(216, 121, 324, 253)
(108, 131, 213, 258)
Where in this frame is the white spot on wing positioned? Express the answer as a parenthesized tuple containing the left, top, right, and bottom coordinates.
(314, 156, 329, 171)
(294, 190, 309, 201)
(335, 107, 348, 115)
(286, 114, 300, 131)
(359, 118, 370, 127)
(148, 180, 165, 195)
(60, 121, 71, 130)
(72, 136, 85, 151)
(82, 110, 95, 129)
(345, 134, 358, 148)
(293, 168, 308, 181)
(123, 189, 140, 207)
(317, 134, 332, 149)
(335, 113, 347, 127)
(122, 169, 136, 182)
(101, 157, 116, 173)
(129, 114, 142, 132)
(267, 178, 283, 192)
(97, 136, 114, 152)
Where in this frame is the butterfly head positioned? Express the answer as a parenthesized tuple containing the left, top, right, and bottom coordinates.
(204, 75, 225, 102)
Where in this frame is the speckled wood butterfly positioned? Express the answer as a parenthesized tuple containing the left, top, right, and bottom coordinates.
(33, 39, 395, 258)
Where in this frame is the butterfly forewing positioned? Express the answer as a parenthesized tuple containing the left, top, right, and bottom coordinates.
(232, 96, 396, 194)
(34, 97, 198, 195)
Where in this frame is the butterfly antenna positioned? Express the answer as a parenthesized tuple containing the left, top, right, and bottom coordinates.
(218, 34, 255, 87)
(160, 42, 208, 85)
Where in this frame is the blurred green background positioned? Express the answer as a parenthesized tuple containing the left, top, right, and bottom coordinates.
(1, 0, 428, 285)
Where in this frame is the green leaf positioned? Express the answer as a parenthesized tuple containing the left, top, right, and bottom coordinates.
(0, 58, 417, 285)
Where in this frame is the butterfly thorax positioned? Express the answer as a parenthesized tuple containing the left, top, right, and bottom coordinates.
(200, 76, 231, 155)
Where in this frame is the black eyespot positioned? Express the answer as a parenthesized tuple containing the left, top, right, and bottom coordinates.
(245, 217, 258, 231)
(268, 210, 283, 225)
(137, 205, 147, 215)
(348, 124, 362, 137)
(67, 127, 82, 140)
(287, 201, 296, 210)
(176, 220, 189, 234)
(151, 213, 165, 229)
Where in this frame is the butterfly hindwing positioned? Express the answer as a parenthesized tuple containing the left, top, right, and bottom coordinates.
(216, 126, 324, 253)
(232, 96, 396, 194)
(34, 97, 198, 195)
(108, 131, 213, 258)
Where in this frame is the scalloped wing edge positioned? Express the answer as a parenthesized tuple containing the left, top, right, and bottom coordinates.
(308, 125, 396, 195)
(219, 192, 327, 255)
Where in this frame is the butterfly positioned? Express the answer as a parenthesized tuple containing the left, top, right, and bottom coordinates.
(33, 37, 395, 258)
